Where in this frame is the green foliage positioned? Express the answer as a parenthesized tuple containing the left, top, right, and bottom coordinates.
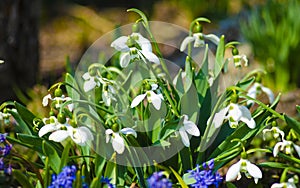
(241, 0, 300, 91)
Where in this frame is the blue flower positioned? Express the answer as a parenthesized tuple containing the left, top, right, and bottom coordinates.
(100, 176, 115, 188)
(0, 133, 7, 143)
(49, 165, 77, 188)
(147, 171, 172, 188)
(188, 159, 223, 188)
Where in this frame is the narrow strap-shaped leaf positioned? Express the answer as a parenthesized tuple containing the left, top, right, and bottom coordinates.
(169, 167, 188, 188)
(213, 35, 225, 78)
(284, 114, 300, 135)
(42, 140, 61, 174)
(13, 169, 34, 188)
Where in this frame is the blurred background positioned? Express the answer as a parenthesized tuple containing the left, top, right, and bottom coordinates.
(0, 0, 299, 116)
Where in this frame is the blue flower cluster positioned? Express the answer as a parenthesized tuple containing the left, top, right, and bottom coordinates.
(100, 176, 115, 188)
(49, 165, 77, 188)
(0, 133, 12, 175)
(147, 171, 172, 188)
(189, 159, 223, 188)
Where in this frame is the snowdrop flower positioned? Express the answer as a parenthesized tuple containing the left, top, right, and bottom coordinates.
(111, 32, 159, 67)
(180, 32, 220, 52)
(105, 128, 137, 154)
(247, 82, 274, 106)
(228, 48, 248, 67)
(131, 84, 164, 110)
(39, 116, 64, 137)
(273, 139, 300, 157)
(178, 115, 200, 147)
(82, 71, 107, 92)
(262, 127, 285, 140)
(0, 60, 4, 64)
(102, 84, 116, 106)
(271, 176, 298, 188)
(42, 94, 74, 111)
(226, 158, 262, 184)
(209, 103, 255, 129)
(49, 125, 93, 146)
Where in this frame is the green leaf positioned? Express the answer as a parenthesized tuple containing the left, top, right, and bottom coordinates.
(226, 182, 237, 188)
(180, 85, 199, 123)
(59, 141, 72, 171)
(170, 167, 188, 188)
(15, 102, 37, 133)
(42, 140, 61, 174)
(284, 115, 300, 135)
(13, 169, 34, 188)
(16, 134, 44, 154)
(104, 159, 117, 185)
(173, 69, 185, 97)
(213, 35, 225, 78)
(182, 172, 196, 185)
(65, 73, 80, 101)
(297, 105, 300, 114)
(258, 162, 288, 169)
(8, 109, 32, 135)
(90, 177, 100, 188)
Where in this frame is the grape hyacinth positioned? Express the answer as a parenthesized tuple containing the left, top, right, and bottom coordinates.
(0, 133, 13, 175)
(188, 159, 223, 188)
(147, 171, 172, 188)
(49, 165, 77, 188)
(100, 176, 115, 188)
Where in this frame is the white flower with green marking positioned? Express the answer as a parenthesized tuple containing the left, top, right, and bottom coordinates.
(111, 32, 159, 67)
(247, 82, 274, 106)
(105, 128, 137, 154)
(131, 84, 164, 110)
(226, 158, 262, 184)
(180, 33, 219, 52)
(178, 115, 200, 147)
(209, 103, 255, 129)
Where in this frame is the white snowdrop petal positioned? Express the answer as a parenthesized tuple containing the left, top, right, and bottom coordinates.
(133, 33, 152, 51)
(142, 50, 160, 64)
(226, 161, 242, 182)
(184, 120, 200, 137)
(82, 72, 90, 80)
(261, 86, 275, 104)
(120, 52, 131, 68)
(131, 94, 147, 108)
(149, 91, 162, 110)
(83, 79, 97, 92)
(49, 130, 69, 142)
(120, 128, 137, 138)
(112, 133, 125, 154)
(111, 36, 130, 52)
(180, 36, 195, 52)
(203, 34, 220, 45)
(179, 127, 190, 147)
(211, 106, 229, 128)
(246, 161, 262, 183)
(228, 104, 243, 122)
(39, 124, 57, 137)
(42, 94, 52, 106)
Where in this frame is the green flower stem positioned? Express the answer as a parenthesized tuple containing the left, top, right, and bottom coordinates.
(246, 148, 272, 155)
(241, 94, 284, 120)
(63, 99, 113, 114)
(128, 8, 171, 81)
(214, 146, 242, 162)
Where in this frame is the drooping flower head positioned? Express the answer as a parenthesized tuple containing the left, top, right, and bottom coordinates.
(131, 83, 164, 110)
(209, 94, 256, 129)
(227, 47, 248, 67)
(111, 32, 159, 68)
(226, 157, 262, 184)
(247, 82, 274, 106)
(178, 115, 200, 147)
(147, 171, 172, 188)
(39, 115, 93, 146)
(105, 126, 137, 154)
(180, 23, 219, 52)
